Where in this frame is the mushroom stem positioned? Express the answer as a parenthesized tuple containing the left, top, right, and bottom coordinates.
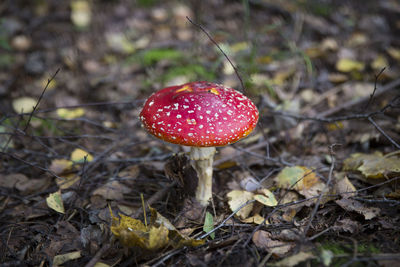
(190, 146, 216, 206)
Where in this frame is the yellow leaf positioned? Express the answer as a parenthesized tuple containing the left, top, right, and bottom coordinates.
(53, 251, 81, 266)
(343, 151, 400, 179)
(275, 166, 318, 191)
(371, 55, 388, 70)
(56, 173, 80, 189)
(336, 58, 365, 72)
(46, 190, 65, 214)
(275, 166, 326, 200)
(41, 77, 57, 90)
(147, 224, 170, 250)
(241, 213, 266, 224)
(387, 47, 400, 61)
(325, 121, 344, 131)
(257, 55, 273, 64)
(70, 148, 93, 163)
(105, 32, 135, 54)
(49, 159, 73, 174)
(71, 0, 91, 29)
(231, 41, 249, 52)
(226, 190, 254, 219)
(347, 32, 368, 46)
(272, 69, 295, 85)
(110, 207, 204, 250)
(57, 107, 85, 119)
(12, 97, 37, 113)
(254, 188, 277, 207)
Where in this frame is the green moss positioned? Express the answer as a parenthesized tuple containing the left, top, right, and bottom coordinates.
(163, 64, 215, 83)
(141, 48, 183, 66)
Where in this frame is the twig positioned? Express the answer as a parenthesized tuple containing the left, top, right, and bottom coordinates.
(23, 68, 60, 132)
(84, 243, 110, 267)
(353, 197, 400, 206)
(149, 248, 185, 267)
(133, 181, 177, 218)
(368, 117, 400, 149)
(303, 144, 337, 238)
(242, 168, 323, 247)
(198, 199, 256, 240)
(1, 113, 24, 152)
(214, 139, 276, 166)
(0, 151, 63, 179)
(363, 67, 386, 111)
(308, 227, 332, 241)
(186, 16, 245, 92)
(319, 77, 400, 118)
(271, 99, 398, 123)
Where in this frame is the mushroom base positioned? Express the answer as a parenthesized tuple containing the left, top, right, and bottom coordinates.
(190, 147, 216, 206)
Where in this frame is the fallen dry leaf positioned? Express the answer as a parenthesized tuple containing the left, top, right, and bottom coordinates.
(0, 173, 50, 195)
(275, 166, 326, 201)
(70, 148, 93, 163)
(46, 190, 65, 214)
(227, 188, 277, 223)
(334, 172, 357, 198)
(53, 250, 81, 266)
(12, 97, 37, 113)
(70, 0, 91, 29)
(336, 58, 365, 72)
(57, 107, 85, 119)
(272, 251, 315, 267)
(110, 206, 204, 250)
(336, 198, 380, 220)
(92, 180, 132, 201)
(280, 191, 302, 222)
(343, 151, 400, 179)
(226, 190, 254, 219)
(254, 188, 278, 207)
(252, 230, 295, 256)
(241, 214, 265, 225)
(332, 218, 361, 233)
(56, 173, 80, 189)
(49, 159, 73, 174)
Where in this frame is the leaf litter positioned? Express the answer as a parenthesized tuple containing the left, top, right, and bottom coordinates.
(1, 1, 400, 266)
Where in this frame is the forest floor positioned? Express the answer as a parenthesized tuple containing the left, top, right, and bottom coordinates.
(1, 0, 400, 266)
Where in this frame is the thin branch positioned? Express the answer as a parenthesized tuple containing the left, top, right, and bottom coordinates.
(302, 144, 336, 238)
(368, 117, 400, 149)
(186, 16, 245, 92)
(84, 243, 110, 267)
(198, 199, 256, 240)
(23, 68, 60, 132)
(363, 67, 386, 111)
(319, 77, 400, 118)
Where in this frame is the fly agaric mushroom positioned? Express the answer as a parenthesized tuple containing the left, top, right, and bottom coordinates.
(140, 81, 259, 206)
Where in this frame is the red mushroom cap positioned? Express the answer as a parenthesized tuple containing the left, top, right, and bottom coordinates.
(140, 81, 259, 147)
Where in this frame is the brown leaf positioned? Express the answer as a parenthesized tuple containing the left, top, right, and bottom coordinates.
(343, 151, 400, 179)
(334, 172, 356, 198)
(92, 180, 132, 200)
(226, 190, 254, 220)
(0, 173, 50, 195)
(332, 218, 361, 233)
(336, 198, 380, 220)
(252, 230, 295, 256)
(273, 251, 315, 267)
